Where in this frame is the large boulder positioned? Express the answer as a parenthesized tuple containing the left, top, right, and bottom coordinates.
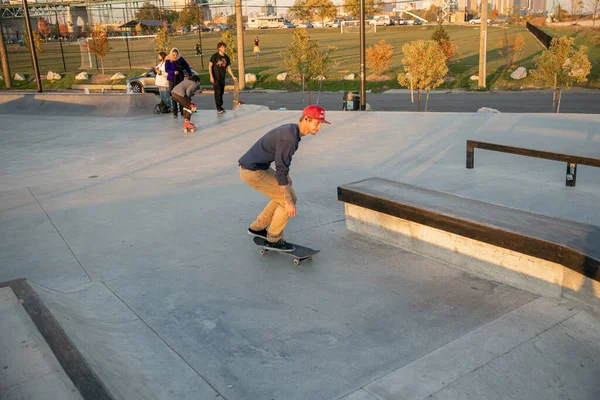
(14, 73, 26, 81)
(46, 71, 62, 81)
(510, 67, 527, 80)
(343, 74, 355, 80)
(276, 73, 287, 81)
(75, 71, 89, 81)
(110, 72, 126, 80)
(245, 73, 257, 83)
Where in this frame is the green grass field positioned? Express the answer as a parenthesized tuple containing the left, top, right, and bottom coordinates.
(2, 25, 599, 91)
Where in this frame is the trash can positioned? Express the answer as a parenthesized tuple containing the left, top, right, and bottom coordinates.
(342, 91, 360, 111)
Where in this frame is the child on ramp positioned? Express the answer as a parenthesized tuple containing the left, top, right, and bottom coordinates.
(171, 75, 201, 134)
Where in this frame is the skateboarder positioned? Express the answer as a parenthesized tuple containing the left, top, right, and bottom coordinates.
(239, 105, 330, 251)
(209, 42, 237, 114)
(171, 75, 201, 133)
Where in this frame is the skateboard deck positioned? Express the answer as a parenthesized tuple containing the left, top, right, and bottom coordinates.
(233, 81, 239, 110)
(253, 236, 320, 265)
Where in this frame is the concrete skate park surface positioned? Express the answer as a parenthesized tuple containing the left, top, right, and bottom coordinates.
(1, 101, 600, 399)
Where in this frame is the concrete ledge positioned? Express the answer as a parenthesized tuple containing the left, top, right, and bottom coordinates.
(0, 279, 113, 400)
(337, 178, 600, 314)
(0, 93, 158, 117)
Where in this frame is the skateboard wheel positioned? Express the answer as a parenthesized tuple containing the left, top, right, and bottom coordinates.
(293, 259, 300, 266)
(260, 249, 265, 255)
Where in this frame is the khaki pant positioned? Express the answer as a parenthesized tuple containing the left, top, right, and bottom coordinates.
(240, 167, 297, 242)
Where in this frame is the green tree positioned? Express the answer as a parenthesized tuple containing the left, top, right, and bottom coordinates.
(135, 1, 162, 20)
(307, 0, 337, 26)
(88, 24, 112, 74)
(289, 0, 311, 22)
(221, 30, 236, 62)
(431, 21, 449, 44)
(154, 26, 171, 53)
(227, 14, 236, 27)
(423, 5, 440, 22)
(431, 21, 456, 66)
(23, 29, 42, 54)
(163, 10, 180, 24)
(366, 39, 393, 76)
(397, 40, 448, 111)
(343, 0, 384, 19)
(531, 36, 591, 113)
(281, 28, 337, 103)
(177, 3, 202, 29)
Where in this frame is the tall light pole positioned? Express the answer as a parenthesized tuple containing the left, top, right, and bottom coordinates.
(478, 0, 488, 88)
(359, 0, 366, 110)
(235, 0, 245, 88)
(23, 0, 42, 92)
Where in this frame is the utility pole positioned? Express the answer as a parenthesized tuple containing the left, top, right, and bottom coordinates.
(359, 0, 366, 110)
(478, 0, 488, 88)
(0, 16, 13, 88)
(235, 0, 245, 88)
(23, 0, 42, 92)
(196, 6, 204, 70)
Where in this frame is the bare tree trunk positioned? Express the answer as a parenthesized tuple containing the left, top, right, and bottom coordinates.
(302, 74, 305, 105)
(0, 17, 12, 88)
(100, 58, 104, 75)
(425, 90, 430, 112)
(417, 89, 421, 111)
(410, 84, 414, 103)
(552, 73, 557, 112)
(556, 88, 561, 113)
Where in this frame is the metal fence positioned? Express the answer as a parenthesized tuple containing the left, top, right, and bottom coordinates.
(526, 22, 553, 49)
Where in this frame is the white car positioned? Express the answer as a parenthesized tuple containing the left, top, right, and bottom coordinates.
(469, 18, 490, 24)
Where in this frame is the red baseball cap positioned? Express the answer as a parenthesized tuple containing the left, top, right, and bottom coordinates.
(302, 105, 330, 124)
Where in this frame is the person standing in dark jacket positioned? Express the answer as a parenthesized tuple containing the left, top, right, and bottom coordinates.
(165, 47, 192, 117)
(238, 105, 330, 251)
(209, 42, 237, 114)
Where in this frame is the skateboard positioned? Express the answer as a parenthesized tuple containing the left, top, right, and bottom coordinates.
(253, 236, 320, 266)
(233, 81, 239, 110)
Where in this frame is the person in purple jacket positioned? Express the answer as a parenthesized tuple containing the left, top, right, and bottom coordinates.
(165, 47, 192, 117)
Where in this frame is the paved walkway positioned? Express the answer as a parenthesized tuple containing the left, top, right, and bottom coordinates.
(1, 103, 599, 399)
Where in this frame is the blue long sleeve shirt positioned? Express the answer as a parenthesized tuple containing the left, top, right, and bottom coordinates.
(238, 124, 301, 186)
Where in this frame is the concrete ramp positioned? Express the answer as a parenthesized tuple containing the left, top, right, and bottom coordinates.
(0, 93, 158, 117)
